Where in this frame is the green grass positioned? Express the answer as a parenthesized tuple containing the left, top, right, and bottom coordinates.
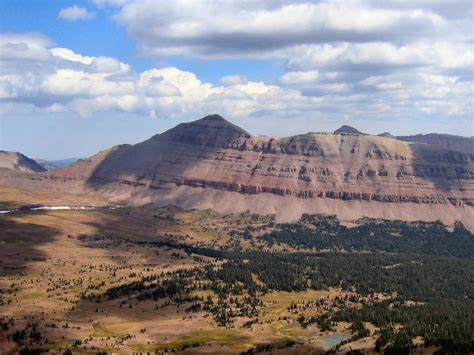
(150, 329, 253, 352)
(18, 291, 46, 301)
(261, 289, 330, 319)
(92, 323, 121, 338)
(270, 320, 311, 341)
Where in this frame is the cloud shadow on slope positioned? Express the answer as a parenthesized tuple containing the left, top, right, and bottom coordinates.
(0, 214, 60, 276)
(408, 142, 473, 200)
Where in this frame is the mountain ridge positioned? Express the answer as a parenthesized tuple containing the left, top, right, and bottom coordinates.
(0, 151, 46, 173)
(53, 115, 473, 206)
(1, 115, 473, 229)
(396, 133, 474, 154)
(35, 158, 82, 171)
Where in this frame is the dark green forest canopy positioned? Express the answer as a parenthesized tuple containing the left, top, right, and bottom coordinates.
(259, 215, 474, 258)
(99, 215, 474, 353)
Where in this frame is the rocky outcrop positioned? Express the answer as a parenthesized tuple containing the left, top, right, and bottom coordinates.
(78, 175, 470, 206)
(334, 125, 365, 135)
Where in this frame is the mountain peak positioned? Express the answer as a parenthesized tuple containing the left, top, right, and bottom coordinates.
(334, 125, 364, 135)
(182, 114, 249, 134)
(378, 132, 395, 138)
(160, 114, 250, 147)
(199, 114, 227, 122)
(194, 114, 240, 129)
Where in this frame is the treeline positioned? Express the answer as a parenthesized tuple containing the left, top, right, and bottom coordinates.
(97, 217, 473, 352)
(239, 252, 473, 301)
(331, 300, 474, 353)
(105, 245, 474, 302)
(103, 250, 473, 323)
(260, 215, 474, 259)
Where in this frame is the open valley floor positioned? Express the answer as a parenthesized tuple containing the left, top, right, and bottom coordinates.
(0, 186, 473, 354)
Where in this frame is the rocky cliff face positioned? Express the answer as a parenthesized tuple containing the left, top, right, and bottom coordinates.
(3, 114, 472, 227)
(46, 115, 473, 209)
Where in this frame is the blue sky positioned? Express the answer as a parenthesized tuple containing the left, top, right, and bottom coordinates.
(0, 0, 473, 159)
(1, 0, 140, 67)
(0, 0, 284, 84)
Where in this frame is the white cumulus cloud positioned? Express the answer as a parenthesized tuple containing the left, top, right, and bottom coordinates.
(0, 31, 472, 128)
(58, 5, 95, 21)
(220, 75, 248, 85)
(0, 33, 319, 119)
(103, 0, 455, 59)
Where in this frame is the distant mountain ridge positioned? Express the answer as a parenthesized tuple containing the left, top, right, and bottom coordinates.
(35, 158, 81, 171)
(1, 115, 472, 230)
(396, 133, 474, 154)
(0, 151, 46, 173)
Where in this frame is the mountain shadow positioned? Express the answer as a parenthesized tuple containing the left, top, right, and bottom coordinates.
(398, 133, 474, 154)
(408, 141, 473, 201)
(85, 114, 251, 190)
(63, 114, 474, 212)
(0, 214, 60, 276)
